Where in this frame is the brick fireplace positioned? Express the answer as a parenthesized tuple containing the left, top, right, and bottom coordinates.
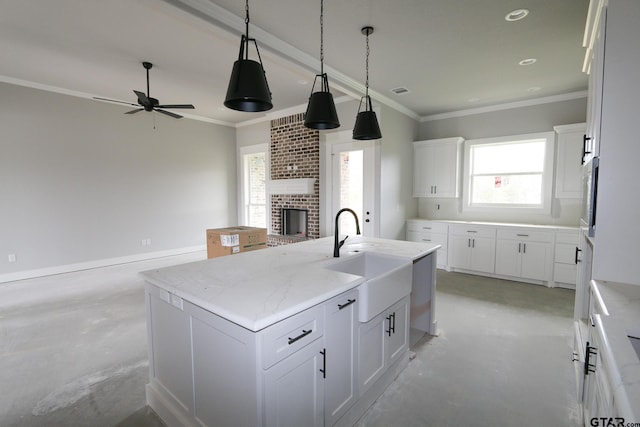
(268, 113, 320, 245)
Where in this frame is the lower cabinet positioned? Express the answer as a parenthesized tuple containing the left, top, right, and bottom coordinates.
(448, 225, 496, 274)
(406, 220, 448, 269)
(582, 315, 616, 422)
(494, 229, 553, 282)
(358, 296, 409, 395)
(145, 284, 408, 427)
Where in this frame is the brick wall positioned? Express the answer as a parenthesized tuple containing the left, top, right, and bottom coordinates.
(270, 113, 320, 238)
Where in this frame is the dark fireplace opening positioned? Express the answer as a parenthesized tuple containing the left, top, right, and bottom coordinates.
(281, 208, 308, 237)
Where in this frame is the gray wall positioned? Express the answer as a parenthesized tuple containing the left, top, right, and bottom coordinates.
(416, 97, 587, 225)
(0, 83, 237, 277)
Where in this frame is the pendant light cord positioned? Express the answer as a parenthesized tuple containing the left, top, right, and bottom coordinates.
(244, 0, 250, 60)
(320, 0, 324, 80)
(365, 30, 370, 98)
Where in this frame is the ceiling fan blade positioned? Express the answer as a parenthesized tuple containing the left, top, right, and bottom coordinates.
(156, 104, 195, 109)
(155, 109, 183, 119)
(125, 108, 144, 115)
(93, 97, 139, 107)
(133, 90, 150, 106)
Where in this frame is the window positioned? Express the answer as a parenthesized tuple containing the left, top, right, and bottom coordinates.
(239, 144, 268, 228)
(463, 132, 554, 213)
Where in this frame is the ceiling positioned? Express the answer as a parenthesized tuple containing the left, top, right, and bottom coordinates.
(0, 0, 589, 126)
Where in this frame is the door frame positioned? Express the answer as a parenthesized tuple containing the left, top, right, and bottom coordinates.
(320, 130, 381, 237)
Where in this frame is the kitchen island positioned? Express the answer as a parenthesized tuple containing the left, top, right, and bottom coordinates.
(140, 236, 438, 427)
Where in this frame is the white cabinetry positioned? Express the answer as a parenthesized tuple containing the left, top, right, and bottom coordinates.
(406, 220, 448, 268)
(495, 229, 553, 283)
(324, 290, 358, 426)
(448, 224, 496, 274)
(357, 296, 409, 395)
(554, 230, 579, 288)
(554, 123, 586, 198)
(413, 137, 463, 198)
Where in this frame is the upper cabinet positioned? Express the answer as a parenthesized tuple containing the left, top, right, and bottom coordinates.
(554, 123, 586, 199)
(413, 137, 463, 198)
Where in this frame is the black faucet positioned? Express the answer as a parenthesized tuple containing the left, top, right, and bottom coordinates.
(334, 208, 361, 257)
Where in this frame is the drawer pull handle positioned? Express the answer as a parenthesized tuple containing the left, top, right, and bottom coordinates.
(516, 234, 529, 237)
(421, 239, 431, 242)
(338, 299, 356, 310)
(575, 247, 582, 264)
(466, 230, 478, 233)
(288, 329, 312, 345)
(422, 227, 432, 230)
(319, 349, 326, 378)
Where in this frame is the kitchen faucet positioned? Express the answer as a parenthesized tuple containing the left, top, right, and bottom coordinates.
(334, 208, 361, 257)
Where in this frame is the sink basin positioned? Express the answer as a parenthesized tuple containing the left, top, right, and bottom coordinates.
(325, 252, 412, 322)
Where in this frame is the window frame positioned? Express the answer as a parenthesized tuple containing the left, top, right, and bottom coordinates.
(462, 131, 555, 215)
(238, 143, 269, 230)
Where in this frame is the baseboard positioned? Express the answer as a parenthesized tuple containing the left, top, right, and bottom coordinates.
(0, 245, 206, 284)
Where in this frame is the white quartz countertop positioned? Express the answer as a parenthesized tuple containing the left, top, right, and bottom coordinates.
(140, 236, 438, 332)
(407, 218, 579, 231)
(590, 280, 640, 421)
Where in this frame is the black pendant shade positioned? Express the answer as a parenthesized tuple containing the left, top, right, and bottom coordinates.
(353, 26, 381, 140)
(353, 97, 381, 140)
(224, 2, 272, 113)
(224, 49, 273, 112)
(305, 74, 340, 129)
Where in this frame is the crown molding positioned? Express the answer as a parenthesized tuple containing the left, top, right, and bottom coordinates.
(420, 91, 588, 122)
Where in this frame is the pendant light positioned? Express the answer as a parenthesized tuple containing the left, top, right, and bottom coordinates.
(224, 0, 273, 112)
(304, 0, 340, 129)
(353, 26, 382, 140)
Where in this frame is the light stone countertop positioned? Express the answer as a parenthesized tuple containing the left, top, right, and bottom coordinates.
(590, 280, 640, 421)
(140, 236, 439, 332)
(407, 218, 580, 231)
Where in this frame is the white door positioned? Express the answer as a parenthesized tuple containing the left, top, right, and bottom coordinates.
(322, 135, 380, 238)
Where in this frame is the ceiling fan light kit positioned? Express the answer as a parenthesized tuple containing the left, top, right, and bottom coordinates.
(304, 0, 340, 130)
(353, 26, 382, 140)
(224, 0, 273, 112)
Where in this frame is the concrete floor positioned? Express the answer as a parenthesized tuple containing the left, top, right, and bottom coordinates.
(0, 252, 580, 427)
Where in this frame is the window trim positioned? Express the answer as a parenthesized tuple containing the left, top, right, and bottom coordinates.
(238, 144, 269, 230)
(462, 131, 555, 215)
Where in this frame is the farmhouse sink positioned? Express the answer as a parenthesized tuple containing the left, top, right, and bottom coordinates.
(325, 252, 412, 322)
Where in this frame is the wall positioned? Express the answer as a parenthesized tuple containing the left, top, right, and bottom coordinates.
(0, 83, 237, 281)
(416, 97, 587, 226)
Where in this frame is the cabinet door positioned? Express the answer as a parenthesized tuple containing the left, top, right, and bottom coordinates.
(520, 241, 552, 281)
(264, 338, 325, 427)
(495, 239, 520, 277)
(357, 311, 386, 394)
(432, 142, 459, 197)
(324, 291, 358, 426)
(449, 235, 471, 270)
(387, 297, 409, 365)
(413, 143, 432, 197)
(470, 237, 496, 274)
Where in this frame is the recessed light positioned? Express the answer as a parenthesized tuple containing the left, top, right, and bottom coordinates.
(297, 79, 308, 85)
(468, 97, 480, 103)
(390, 87, 410, 95)
(519, 58, 537, 66)
(505, 9, 529, 21)
(527, 86, 542, 93)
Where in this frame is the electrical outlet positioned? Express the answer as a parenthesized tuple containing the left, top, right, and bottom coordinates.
(8, 254, 16, 263)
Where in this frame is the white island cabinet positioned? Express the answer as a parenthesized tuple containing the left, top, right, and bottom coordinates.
(141, 236, 438, 427)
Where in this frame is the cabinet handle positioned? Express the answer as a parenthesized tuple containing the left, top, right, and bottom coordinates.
(584, 343, 597, 375)
(434, 185, 437, 194)
(575, 247, 582, 264)
(472, 239, 475, 249)
(571, 351, 579, 362)
(288, 329, 312, 345)
(582, 135, 592, 165)
(518, 243, 521, 253)
(516, 234, 529, 237)
(422, 227, 432, 230)
(319, 349, 326, 378)
(523, 243, 526, 254)
(386, 315, 393, 336)
(391, 312, 396, 334)
(466, 230, 478, 233)
(421, 238, 432, 242)
(338, 298, 356, 310)
(467, 239, 471, 248)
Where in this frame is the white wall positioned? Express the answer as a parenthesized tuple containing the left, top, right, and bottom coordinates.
(416, 97, 587, 226)
(0, 83, 237, 279)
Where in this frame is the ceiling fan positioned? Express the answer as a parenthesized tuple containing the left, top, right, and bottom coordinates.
(95, 61, 195, 119)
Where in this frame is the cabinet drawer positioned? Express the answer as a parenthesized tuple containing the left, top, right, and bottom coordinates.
(554, 263, 577, 285)
(406, 220, 448, 234)
(555, 231, 579, 245)
(262, 304, 324, 369)
(450, 225, 496, 238)
(496, 228, 553, 243)
(407, 230, 447, 246)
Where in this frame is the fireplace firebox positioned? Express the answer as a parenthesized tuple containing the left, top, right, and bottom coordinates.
(281, 208, 308, 237)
